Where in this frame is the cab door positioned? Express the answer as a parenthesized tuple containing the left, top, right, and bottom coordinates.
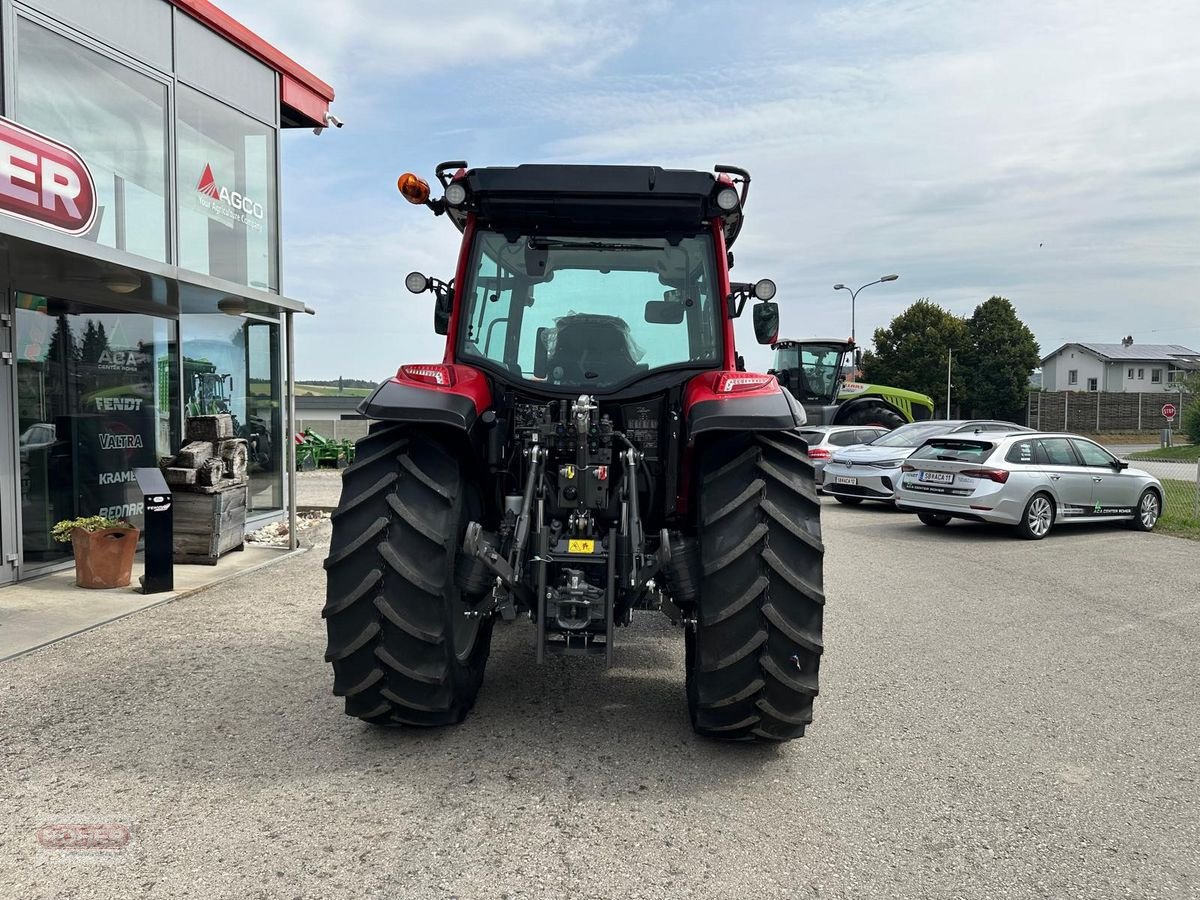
(1036, 437, 1094, 519)
(1071, 438, 1141, 514)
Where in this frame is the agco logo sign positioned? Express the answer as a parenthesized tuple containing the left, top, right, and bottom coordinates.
(195, 162, 265, 232)
(0, 116, 97, 235)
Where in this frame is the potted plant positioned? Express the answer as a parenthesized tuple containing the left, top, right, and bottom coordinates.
(51, 516, 140, 589)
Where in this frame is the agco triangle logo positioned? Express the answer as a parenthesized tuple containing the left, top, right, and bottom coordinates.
(196, 163, 220, 199)
(194, 161, 265, 230)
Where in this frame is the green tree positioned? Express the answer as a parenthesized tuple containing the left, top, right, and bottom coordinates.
(862, 298, 969, 415)
(1178, 371, 1200, 444)
(962, 297, 1041, 419)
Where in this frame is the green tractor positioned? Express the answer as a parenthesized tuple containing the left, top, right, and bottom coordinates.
(770, 338, 934, 429)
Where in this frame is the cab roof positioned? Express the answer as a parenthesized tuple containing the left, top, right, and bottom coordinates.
(442, 163, 747, 248)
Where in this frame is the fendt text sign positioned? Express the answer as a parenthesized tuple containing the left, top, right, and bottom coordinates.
(0, 116, 97, 236)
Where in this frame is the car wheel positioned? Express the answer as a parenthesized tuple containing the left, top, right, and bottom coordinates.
(1015, 492, 1054, 540)
(1130, 488, 1161, 532)
(918, 512, 951, 527)
(834, 496, 862, 506)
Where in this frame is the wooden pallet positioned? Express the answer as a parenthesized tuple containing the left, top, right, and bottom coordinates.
(172, 485, 247, 565)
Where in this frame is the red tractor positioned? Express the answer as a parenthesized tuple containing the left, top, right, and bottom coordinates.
(323, 162, 825, 741)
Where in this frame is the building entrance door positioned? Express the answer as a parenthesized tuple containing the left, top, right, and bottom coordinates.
(0, 286, 18, 586)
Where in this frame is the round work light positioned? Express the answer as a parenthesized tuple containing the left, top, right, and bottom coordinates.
(405, 272, 429, 294)
(715, 187, 740, 211)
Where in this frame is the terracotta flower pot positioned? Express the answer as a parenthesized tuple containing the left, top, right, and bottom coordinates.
(70, 526, 140, 589)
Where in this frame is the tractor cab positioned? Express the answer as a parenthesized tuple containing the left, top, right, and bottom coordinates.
(771, 338, 854, 409)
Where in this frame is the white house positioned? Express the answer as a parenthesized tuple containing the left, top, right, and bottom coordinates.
(1040, 342, 1199, 392)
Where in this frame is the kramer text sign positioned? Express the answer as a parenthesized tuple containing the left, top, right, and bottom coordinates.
(0, 116, 97, 235)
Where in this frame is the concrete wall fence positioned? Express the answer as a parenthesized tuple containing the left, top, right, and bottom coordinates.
(296, 419, 373, 442)
(1027, 391, 1193, 433)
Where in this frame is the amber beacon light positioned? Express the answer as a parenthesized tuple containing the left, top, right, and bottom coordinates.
(397, 172, 431, 205)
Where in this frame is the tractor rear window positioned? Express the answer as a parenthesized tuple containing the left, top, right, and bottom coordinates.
(909, 440, 996, 462)
(458, 230, 720, 390)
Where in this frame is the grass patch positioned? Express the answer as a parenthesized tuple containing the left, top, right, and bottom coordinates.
(1129, 443, 1199, 461)
(295, 384, 372, 397)
(1158, 478, 1200, 539)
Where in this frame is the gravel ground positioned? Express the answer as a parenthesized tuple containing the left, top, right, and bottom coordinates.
(2, 504, 1198, 899)
(296, 470, 344, 508)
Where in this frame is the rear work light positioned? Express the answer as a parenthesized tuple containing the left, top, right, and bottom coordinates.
(960, 468, 1010, 484)
(806, 447, 831, 460)
(444, 182, 468, 206)
(715, 373, 776, 394)
(715, 187, 740, 211)
(400, 364, 455, 386)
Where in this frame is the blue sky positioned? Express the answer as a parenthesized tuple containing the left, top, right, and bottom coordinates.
(220, 0, 1200, 380)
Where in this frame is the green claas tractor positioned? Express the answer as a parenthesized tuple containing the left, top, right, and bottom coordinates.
(770, 338, 934, 429)
(322, 161, 824, 742)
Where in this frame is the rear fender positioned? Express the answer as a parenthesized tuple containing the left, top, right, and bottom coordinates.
(359, 364, 491, 432)
(683, 371, 805, 439)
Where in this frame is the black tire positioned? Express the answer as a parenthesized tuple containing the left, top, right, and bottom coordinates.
(837, 403, 906, 430)
(322, 423, 493, 726)
(834, 495, 862, 506)
(687, 431, 824, 742)
(1015, 491, 1055, 540)
(918, 511, 952, 527)
(1130, 488, 1161, 532)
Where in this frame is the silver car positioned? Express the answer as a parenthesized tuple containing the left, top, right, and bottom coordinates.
(821, 419, 1030, 505)
(798, 425, 891, 489)
(895, 432, 1164, 539)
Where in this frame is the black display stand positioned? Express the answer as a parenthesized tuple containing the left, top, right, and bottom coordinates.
(135, 467, 173, 594)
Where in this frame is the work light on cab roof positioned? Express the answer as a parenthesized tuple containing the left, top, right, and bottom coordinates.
(324, 159, 824, 746)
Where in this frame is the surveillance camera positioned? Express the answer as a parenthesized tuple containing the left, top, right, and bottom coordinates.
(327, 115, 344, 128)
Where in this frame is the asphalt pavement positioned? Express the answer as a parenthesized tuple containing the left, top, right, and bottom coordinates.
(2, 504, 1198, 899)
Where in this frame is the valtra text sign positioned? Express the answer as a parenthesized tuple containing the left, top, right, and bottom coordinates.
(0, 116, 97, 235)
(1162, 403, 1177, 420)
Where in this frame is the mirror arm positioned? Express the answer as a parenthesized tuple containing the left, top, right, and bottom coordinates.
(727, 283, 751, 319)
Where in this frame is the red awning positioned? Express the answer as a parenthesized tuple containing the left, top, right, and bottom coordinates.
(169, 0, 335, 128)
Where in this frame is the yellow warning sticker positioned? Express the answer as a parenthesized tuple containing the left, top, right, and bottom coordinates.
(567, 539, 595, 554)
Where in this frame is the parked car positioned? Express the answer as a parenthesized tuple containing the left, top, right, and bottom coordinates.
(18, 423, 56, 459)
(821, 419, 1030, 505)
(895, 432, 1164, 539)
(798, 424, 891, 489)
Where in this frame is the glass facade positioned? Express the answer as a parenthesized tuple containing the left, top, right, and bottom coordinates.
(0, 4, 302, 579)
(13, 293, 177, 567)
(179, 314, 283, 513)
(177, 86, 278, 291)
(14, 17, 170, 262)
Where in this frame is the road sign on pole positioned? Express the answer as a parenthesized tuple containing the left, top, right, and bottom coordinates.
(1162, 402, 1177, 420)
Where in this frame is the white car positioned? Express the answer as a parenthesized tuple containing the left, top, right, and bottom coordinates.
(895, 431, 1164, 539)
(821, 419, 1029, 505)
(797, 425, 891, 489)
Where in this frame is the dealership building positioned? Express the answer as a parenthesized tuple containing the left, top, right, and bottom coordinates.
(0, 0, 335, 584)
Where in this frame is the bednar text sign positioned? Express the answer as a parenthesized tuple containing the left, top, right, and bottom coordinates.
(0, 116, 97, 235)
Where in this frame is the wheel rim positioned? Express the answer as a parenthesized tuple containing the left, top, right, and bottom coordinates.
(1028, 496, 1052, 536)
(1140, 493, 1160, 529)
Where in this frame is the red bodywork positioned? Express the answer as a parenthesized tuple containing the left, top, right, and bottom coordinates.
(388, 363, 492, 415)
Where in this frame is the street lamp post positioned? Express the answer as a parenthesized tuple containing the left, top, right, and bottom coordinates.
(833, 274, 899, 346)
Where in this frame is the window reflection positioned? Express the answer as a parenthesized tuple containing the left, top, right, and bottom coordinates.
(181, 315, 282, 512)
(15, 17, 170, 262)
(177, 86, 278, 291)
(14, 294, 177, 567)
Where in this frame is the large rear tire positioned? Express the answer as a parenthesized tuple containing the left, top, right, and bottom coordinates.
(323, 423, 493, 726)
(687, 431, 825, 741)
(838, 404, 906, 429)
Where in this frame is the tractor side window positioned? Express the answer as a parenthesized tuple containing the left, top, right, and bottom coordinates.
(463, 255, 513, 366)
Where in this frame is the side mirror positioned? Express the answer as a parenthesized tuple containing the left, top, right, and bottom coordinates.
(752, 301, 779, 345)
(1114, 459, 1129, 470)
(644, 300, 685, 324)
(533, 327, 549, 378)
